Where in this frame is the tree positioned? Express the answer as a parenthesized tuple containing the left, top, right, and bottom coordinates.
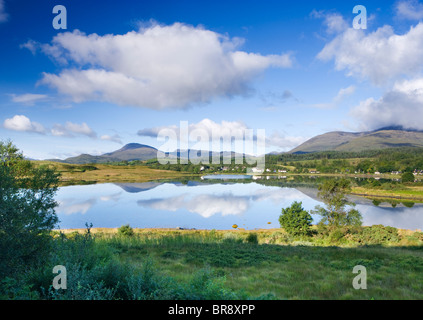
(0, 140, 60, 278)
(312, 178, 362, 231)
(279, 201, 313, 236)
(401, 172, 415, 183)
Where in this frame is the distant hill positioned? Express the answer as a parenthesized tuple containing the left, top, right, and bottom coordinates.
(289, 128, 423, 154)
(49, 143, 160, 164)
(47, 143, 250, 164)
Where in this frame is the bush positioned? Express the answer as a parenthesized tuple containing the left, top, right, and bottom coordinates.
(118, 224, 135, 237)
(402, 172, 415, 183)
(354, 225, 400, 244)
(245, 233, 259, 244)
(279, 202, 313, 237)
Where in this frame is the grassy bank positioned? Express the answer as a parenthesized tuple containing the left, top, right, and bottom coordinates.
(33, 161, 194, 185)
(4, 227, 423, 300)
(352, 186, 423, 202)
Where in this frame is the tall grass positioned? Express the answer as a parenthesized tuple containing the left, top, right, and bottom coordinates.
(2, 227, 423, 300)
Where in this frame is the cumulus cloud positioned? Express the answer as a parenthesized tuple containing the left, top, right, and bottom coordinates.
(33, 23, 293, 109)
(311, 10, 349, 34)
(0, 0, 8, 23)
(318, 23, 423, 85)
(100, 134, 123, 144)
(3, 115, 45, 133)
(51, 121, 97, 138)
(265, 132, 309, 151)
(350, 78, 423, 130)
(2, 115, 109, 141)
(10, 93, 49, 106)
(139, 119, 249, 140)
(139, 118, 262, 157)
(139, 118, 305, 151)
(395, 0, 423, 20)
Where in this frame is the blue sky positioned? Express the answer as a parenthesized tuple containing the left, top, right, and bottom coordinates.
(2, 0, 423, 159)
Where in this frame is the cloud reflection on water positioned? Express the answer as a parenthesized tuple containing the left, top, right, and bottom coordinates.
(54, 181, 423, 230)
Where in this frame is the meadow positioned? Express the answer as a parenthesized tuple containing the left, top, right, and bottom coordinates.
(3, 226, 422, 300)
(33, 161, 194, 185)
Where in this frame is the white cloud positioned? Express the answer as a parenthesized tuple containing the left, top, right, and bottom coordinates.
(351, 78, 423, 130)
(312, 85, 356, 109)
(311, 10, 349, 34)
(51, 121, 97, 138)
(396, 0, 423, 20)
(265, 131, 309, 151)
(20, 40, 39, 54)
(138, 118, 249, 140)
(3, 115, 45, 133)
(35, 23, 293, 109)
(2, 115, 120, 143)
(139, 118, 257, 154)
(10, 93, 48, 105)
(139, 118, 306, 151)
(100, 134, 123, 144)
(0, 0, 8, 23)
(334, 85, 356, 103)
(318, 23, 423, 85)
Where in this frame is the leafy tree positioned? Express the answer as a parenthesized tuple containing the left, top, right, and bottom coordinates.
(312, 178, 362, 231)
(279, 201, 313, 236)
(401, 172, 415, 183)
(0, 140, 60, 278)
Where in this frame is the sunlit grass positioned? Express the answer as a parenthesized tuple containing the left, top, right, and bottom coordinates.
(32, 161, 193, 184)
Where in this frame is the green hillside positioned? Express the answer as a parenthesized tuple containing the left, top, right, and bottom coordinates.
(290, 129, 423, 153)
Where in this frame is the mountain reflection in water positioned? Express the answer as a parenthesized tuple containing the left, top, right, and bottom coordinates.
(55, 177, 423, 231)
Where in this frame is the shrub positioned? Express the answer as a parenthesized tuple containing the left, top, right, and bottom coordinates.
(118, 224, 135, 237)
(354, 225, 400, 244)
(279, 202, 313, 237)
(402, 172, 415, 183)
(245, 233, 259, 244)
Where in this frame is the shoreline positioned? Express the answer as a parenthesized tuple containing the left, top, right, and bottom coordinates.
(56, 226, 422, 234)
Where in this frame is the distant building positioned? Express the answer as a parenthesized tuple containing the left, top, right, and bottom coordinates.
(251, 167, 264, 174)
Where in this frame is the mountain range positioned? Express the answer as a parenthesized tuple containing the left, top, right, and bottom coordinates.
(49, 143, 247, 164)
(47, 127, 423, 164)
(49, 143, 160, 164)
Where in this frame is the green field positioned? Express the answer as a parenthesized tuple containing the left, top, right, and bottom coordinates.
(33, 161, 195, 185)
(3, 227, 423, 300)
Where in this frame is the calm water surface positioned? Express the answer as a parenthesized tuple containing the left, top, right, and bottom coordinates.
(55, 178, 423, 230)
